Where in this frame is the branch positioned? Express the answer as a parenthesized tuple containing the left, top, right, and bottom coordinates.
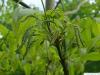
(54, 0, 64, 10)
(55, 43, 69, 75)
(64, 0, 88, 15)
(13, 0, 31, 8)
(54, 35, 69, 75)
(54, 0, 61, 9)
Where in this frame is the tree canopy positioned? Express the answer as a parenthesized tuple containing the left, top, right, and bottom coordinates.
(0, 0, 100, 75)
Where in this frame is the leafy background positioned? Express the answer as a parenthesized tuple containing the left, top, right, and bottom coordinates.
(0, 0, 100, 75)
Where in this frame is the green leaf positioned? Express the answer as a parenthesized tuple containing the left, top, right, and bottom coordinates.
(0, 24, 9, 36)
(69, 63, 75, 75)
(23, 63, 31, 75)
(82, 52, 100, 61)
(88, 35, 100, 50)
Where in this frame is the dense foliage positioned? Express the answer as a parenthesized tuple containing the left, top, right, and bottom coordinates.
(0, 0, 100, 75)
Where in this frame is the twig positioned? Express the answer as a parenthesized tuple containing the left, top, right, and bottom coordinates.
(41, 0, 46, 13)
(13, 0, 31, 8)
(55, 43, 69, 75)
(54, 0, 61, 9)
(54, 0, 64, 11)
(74, 25, 80, 48)
(77, 27, 86, 47)
(41, 0, 52, 34)
(74, 25, 85, 48)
